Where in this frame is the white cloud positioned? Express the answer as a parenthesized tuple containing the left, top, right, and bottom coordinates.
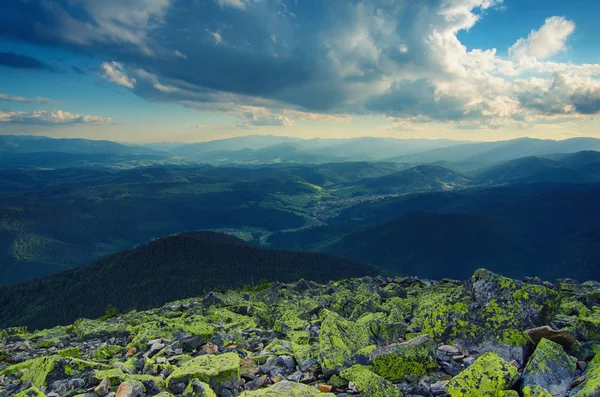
(0, 93, 55, 104)
(101, 62, 136, 89)
(509, 17, 575, 60)
(0, 110, 111, 125)
(174, 50, 187, 59)
(207, 30, 224, 45)
(216, 0, 255, 10)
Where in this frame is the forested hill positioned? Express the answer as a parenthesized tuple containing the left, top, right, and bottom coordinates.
(0, 232, 380, 330)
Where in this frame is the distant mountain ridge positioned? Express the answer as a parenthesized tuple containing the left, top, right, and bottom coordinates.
(0, 231, 381, 330)
(4, 135, 600, 166)
(0, 135, 158, 155)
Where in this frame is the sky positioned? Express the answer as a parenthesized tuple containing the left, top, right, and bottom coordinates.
(0, 0, 599, 143)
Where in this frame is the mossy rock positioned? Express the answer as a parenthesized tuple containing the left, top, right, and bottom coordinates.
(57, 347, 82, 359)
(575, 307, 600, 342)
(414, 269, 560, 365)
(369, 334, 437, 381)
(357, 312, 405, 343)
(238, 380, 335, 396)
(15, 386, 47, 397)
(93, 344, 125, 360)
(127, 314, 214, 350)
(182, 379, 217, 397)
(166, 352, 240, 391)
(445, 352, 519, 397)
(340, 365, 401, 397)
(318, 309, 370, 372)
(522, 338, 576, 397)
(92, 367, 127, 386)
(522, 385, 553, 397)
(570, 352, 600, 397)
(1, 355, 108, 389)
(72, 318, 131, 340)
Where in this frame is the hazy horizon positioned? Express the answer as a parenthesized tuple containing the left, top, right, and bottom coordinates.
(3, 131, 600, 146)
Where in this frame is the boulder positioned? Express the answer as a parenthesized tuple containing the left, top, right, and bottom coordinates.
(115, 380, 144, 397)
(317, 310, 370, 372)
(570, 353, 600, 397)
(1, 355, 107, 389)
(238, 380, 335, 396)
(525, 326, 576, 348)
(15, 387, 47, 397)
(339, 365, 401, 397)
(182, 379, 217, 397)
(414, 269, 560, 365)
(368, 334, 436, 381)
(166, 352, 240, 391)
(445, 352, 519, 397)
(522, 338, 576, 397)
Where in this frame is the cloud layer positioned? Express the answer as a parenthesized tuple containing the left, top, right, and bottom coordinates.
(0, 110, 111, 125)
(1, 0, 598, 129)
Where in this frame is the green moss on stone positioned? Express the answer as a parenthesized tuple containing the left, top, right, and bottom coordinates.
(318, 309, 370, 372)
(369, 334, 437, 381)
(15, 386, 47, 397)
(57, 347, 81, 359)
(522, 385, 553, 397)
(182, 379, 217, 397)
(522, 338, 576, 397)
(238, 380, 334, 396)
(571, 353, 600, 397)
(166, 352, 240, 390)
(445, 352, 519, 397)
(2, 355, 107, 389)
(340, 365, 401, 397)
(93, 344, 124, 360)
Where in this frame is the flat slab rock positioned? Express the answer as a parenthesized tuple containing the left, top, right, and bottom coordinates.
(525, 326, 577, 348)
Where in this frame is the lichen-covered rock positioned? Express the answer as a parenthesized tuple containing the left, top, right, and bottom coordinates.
(72, 319, 131, 340)
(92, 367, 127, 386)
(339, 365, 401, 397)
(414, 269, 560, 365)
(182, 379, 217, 397)
(575, 307, 600, 342)
(317, 309, 370, 372)
(116, 379, 145, 397)
(368, 334, 436, 381)
(14, 386, 47, 397)
(238, 381, 334, 396)
(445, 352, 519, 397)
(166, 352, 240, 391)
(357, 312, 405, 343)
(522, 338, 576, 397)
(1, 355, 107, 389)
(522, 385, 553, 397)
(570, 353, 600, 397)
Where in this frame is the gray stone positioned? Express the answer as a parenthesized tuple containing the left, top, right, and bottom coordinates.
(522, 338, 576, 397)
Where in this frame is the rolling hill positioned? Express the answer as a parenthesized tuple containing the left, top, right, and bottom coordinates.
(0, 231, 381, 330)
(332, 165, 474, 197)
(269, 184, 600, 282)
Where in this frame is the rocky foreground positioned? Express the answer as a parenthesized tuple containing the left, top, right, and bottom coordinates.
(0, 269, 599, 397)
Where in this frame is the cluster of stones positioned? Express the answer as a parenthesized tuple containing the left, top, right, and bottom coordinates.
(0, 269, 599, 397)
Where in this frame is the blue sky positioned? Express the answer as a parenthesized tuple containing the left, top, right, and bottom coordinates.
(0, 0, 599, 143)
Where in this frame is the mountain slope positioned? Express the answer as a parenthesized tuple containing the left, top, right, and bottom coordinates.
(269, 184, 600, 281)
(476, 151, 600, 184)
(0, 231, 381, 330)
(334, 165, 474, 197)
